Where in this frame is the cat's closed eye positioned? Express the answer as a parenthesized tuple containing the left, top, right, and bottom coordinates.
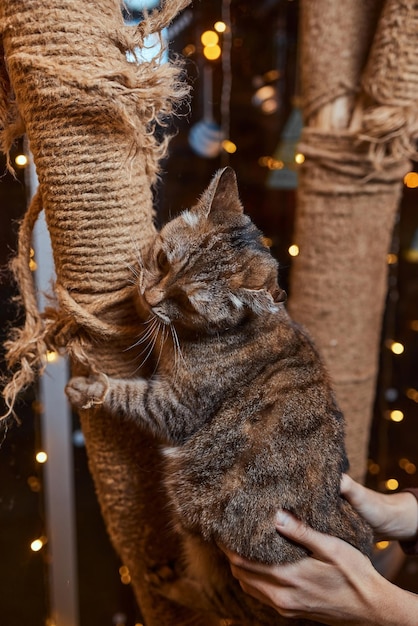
(156, 249, 170, 274)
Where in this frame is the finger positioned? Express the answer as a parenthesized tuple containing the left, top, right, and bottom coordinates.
(340, 474, 373, 512)
(222, 549, 273, 576)
(275, 510, 337, 560)
(340, 473, 354, 495)
(219, 544, 286, 581)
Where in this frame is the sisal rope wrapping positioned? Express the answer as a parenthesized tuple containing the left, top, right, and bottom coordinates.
(299, 0, 382, 124)
(289, 128, 408, 480)
(292, 0, 418, 483)
(358, 0, 418, 164)
(0, 1, 221, 624)
(1, 0, 191, 404)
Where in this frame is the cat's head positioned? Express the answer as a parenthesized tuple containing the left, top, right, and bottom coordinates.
(135, 167, 286, 333)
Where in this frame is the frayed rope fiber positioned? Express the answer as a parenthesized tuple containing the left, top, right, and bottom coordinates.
(0, 0, 191, 419)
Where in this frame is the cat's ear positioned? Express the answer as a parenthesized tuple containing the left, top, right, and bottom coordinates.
(236, 287, 285, 315)
(199, 167, 243, 219)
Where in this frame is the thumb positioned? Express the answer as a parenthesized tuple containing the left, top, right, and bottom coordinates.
(275, 510, 335, 559)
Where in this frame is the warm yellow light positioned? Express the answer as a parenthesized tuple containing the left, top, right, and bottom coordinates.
(27, 476, 41, 493)
(294, 152, 305, 165)
(390, 409, 404, 422)
(201, 30, 219, 47)
(405, 462, 416, 475)
(367, 461, 380, 475)
(390, 341, 404, 355)
(375, 540, 390, 550)
(214, 21, 226, 33)
(410, 320, 418, 331)
(15, 154, 28, 167)
(385, 478, 399, 491)
(398, 458, 417, 474)
(403, 171, 418, 188)
(36, 451, 48, 464)
(288, 244, 300, 257)
(387, 253, 398, 265)
(263, 69, 280, 82)
(203, 44, 221, 60)
(406, 388, 418, 402)
(31, 538, 44, 552)
(222, 139, 237, 154)
(399, 459, 417, 475)
(254, 85, 275, 103)
(261, 99, 278, 114)
(46, 350, 58, 363)
(182, 44, 195, 57)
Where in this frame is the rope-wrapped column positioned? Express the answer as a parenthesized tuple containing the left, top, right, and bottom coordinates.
(0, 1, 218, 624)
(290, 0, 418, 481)
(289, 131, 407, 480)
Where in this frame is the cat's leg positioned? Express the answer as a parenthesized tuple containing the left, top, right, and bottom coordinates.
(148, 564, 223, 617)
(148, 537, 258, 623)
(65, 373, 195, 443)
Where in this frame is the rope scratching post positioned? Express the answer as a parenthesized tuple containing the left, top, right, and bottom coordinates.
(0, 1, 226, 624)
(290, 0, 418, 482)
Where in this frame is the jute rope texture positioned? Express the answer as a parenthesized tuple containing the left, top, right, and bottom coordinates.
(0, 0, 191, 419)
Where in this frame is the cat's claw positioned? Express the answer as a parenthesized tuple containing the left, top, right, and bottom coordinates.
(65, 373, 109, 410)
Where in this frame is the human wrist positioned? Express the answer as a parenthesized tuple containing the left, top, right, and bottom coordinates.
(369, 578, 418, 626)
(382, 491, 418, 541)
(398, 490, 418, 555)
(397, 491, 418, 541)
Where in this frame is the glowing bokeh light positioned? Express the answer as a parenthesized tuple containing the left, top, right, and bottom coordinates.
(403, 171, 418, 188)
(214, 21, 226, 33)
(385, 478, 399, 491)
(203, 44, 221, 60)
(36, 451, 48, 464)
(201, 30, 219, 46)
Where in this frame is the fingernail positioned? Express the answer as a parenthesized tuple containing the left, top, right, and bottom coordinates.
(275, 510, 290, 527)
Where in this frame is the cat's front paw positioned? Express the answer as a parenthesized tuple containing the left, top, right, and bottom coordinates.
(65, 373, 109, 410)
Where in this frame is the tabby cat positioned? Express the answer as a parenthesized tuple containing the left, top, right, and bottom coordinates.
(66, 167, 372, 625)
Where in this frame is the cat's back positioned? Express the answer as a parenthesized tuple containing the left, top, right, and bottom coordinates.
(163, 307, 373, 564)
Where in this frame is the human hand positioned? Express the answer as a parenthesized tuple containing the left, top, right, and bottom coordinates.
(223, 511, 393, 626)
(341, 474, 418, 542)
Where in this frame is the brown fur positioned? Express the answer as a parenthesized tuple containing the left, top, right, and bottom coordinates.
(66, 167, 373, 625)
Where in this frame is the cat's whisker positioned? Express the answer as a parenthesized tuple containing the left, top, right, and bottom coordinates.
(129, 233, 145, 268)
(125, 317, 159, 350)
(142, 314, 158, 325)
(131, 318, 160, 347)
(124, 260, 143, 287)
(132, 326, 160, 373)
(151, 320, 168, 376)
(170, 323, 186, 374)
(136, 323, 160, 359)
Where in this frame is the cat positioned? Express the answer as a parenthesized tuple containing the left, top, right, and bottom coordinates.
(66, 166, 373, 625)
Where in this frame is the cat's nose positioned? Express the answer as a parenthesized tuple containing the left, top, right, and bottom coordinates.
(145, 288, 164, 306)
